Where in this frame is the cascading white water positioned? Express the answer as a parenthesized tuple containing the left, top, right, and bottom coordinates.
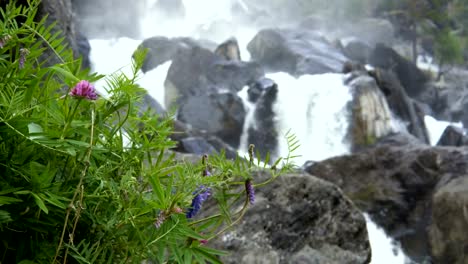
(86, 1, 414, 263)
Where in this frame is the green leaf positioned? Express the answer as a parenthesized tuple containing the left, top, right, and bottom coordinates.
(0, 195, 22, 205)
(49, 65, 80, 82)
(31, 192, 48, 214)
(0, 210, 12, 224)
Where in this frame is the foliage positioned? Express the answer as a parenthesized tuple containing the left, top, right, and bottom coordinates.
(0, 1, 295, 263)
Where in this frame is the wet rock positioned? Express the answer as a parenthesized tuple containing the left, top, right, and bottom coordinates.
(436, 125, 466, 147)
(304, 138, 468, 263)
(369, 44, 429, 97)
(214, 37, 241, 61)
(169, 120, 238, 160)
(342, 39, 372, 64)
(177, 93, 245, 149)
(430, 176, 468, 264)
(135, 93, 165, 116)
(138, 36, 201, 73)
(209, 172, 371, 264)
(178, 137, 217, 155)
(247, 81, 278, 160)
(347, 74, 395, 150)
(247, 77, 276, 103)
(247, 28, 347, 76)
(369, 69, 429, 144)
(164, 46, 263, 108)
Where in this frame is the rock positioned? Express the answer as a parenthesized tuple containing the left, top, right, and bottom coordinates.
(347, 74, 395, 150)
(3, 0, 91, 68)
(169, 120, 239, 160)
(178, 137, 217, 155)
(72, 0, 143, 38)
(342, 39, 372, 64)
(214, 37, 241, 61)
(164, 46, 264, 108)
(247, 77, 276, 103)
(138, 36, 201, 73)
(304, 139, 468, 263)
(368, 44, 429, 97)
(430, 176, 468, 264)
(436, 125, 466, 147)
(177, 93, 246, 149)
(247, 81, 278, 160)
(369, 69, 430, 144)
(247, 28, 348, 76)
(209, 172, 371, 264)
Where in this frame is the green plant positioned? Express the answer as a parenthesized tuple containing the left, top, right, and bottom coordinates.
(0, 1, 296, 263)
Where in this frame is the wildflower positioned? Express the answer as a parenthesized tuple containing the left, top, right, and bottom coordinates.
(0, 35, 11, 49)
(245, 179, 255, 205)
(203, 167, 211, 177)
(172, 207, 183, 214)
(19, 48, 29, 69)
(154, 211, 166, 229)
(186, 186, 211, 219)
(199, 239, 208, 245)
(69, 80, 98, 100)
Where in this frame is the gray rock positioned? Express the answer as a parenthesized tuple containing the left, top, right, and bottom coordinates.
(369, 69, 430, 144)
(430, 176, 468, 264)
(177, 93, 246, 149)
(368, 44, 429, 97)
(436, 125, 466, 147)
(214, 37, 241, 61)
(304, 140, 468, 263)
(347, 74, 395, 150)
(209, 173, 371, 264)
(164, 46, 263, 108)
(247, 28, 348, 76)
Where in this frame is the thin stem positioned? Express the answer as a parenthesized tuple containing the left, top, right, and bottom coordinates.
(53, 106, 96, 264)
(206, 199, 249, 241)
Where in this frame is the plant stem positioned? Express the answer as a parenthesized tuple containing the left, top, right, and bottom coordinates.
(53, 106, 95, 264)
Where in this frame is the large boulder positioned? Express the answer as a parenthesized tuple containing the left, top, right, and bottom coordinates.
(369, 69, 430, 144)
(247, 28, 348, 76)
(138, 37, 201, 73)
(347, 74, 395, 150)
(430, 176, 468, 264)
(164, 46, 263, 108)
(3, 0, 91, 68)
(209, 172, 371, 264)
(177, 93, 246, 149)
(436, 125, 466, 147)
(368, 44, 429, 97)
(304, 136, 468, 263)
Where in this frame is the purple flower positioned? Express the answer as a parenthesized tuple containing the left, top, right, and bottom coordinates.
(69, 80, 98, 100)
(245, 179, 255, 205)
(154, 211, 166, 229)
(0, 35, 11, 49)
(19, 48, 29, 69)
(186, 186, 211, 219)
(203, 168, 211, 177)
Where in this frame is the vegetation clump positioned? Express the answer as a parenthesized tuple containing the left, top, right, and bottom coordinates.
(0, 1, 298, 263)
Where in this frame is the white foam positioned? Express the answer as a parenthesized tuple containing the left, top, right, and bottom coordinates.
(424, 115, 463, 146)
(269, 72, 352, 165)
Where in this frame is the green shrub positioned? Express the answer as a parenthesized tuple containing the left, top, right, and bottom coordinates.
(0, 1, 297, 263)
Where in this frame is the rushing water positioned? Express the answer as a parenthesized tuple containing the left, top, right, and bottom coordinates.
(84, 0, 458, 263)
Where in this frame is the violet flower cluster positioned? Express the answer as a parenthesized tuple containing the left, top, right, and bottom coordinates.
(186, 186, 211, 219)
(69, 80, 98, 100)
(245, 179, 255, 205)
(19, 48, 29, 69)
